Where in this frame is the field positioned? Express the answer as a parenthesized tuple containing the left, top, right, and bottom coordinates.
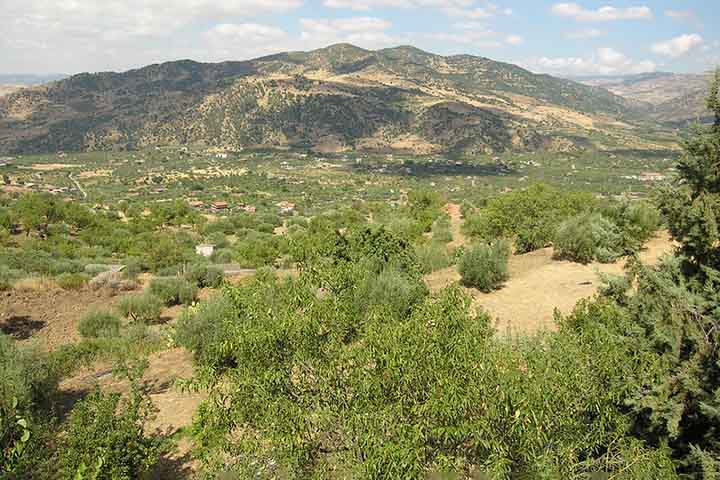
(2, 144, 680, 209)
(2, 120, 719, 479)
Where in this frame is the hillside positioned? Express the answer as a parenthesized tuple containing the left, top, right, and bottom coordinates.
(0, 44, 669, 155)
(576, 72, 712, 125)
(0, 86, 21, 98)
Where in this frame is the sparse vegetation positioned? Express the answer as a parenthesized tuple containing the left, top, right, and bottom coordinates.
(0, 56, 716, 480)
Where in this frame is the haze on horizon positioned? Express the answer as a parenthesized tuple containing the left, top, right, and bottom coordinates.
(2, 0, 718, 78)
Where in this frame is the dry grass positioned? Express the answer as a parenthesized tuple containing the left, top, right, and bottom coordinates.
(12, 276, 58, 292)
(425, 232, 675, 335)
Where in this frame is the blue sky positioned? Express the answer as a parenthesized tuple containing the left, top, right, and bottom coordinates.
(2, 1, 718, 76)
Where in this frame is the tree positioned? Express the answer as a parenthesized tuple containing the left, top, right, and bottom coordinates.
(628, 68, 720, 477)
(657, 68, 720, 274)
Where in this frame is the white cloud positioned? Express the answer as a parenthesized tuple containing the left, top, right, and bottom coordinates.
(444, 3, 513, 19)
(298, 17, 401, 50)
(527, 47, 656, 76)
(651, 34, 703, 58)
(665, 10, 694, 20)
(2, 0, 305, 72)
(323, 0, 473, 11)
(565, 28, 605, 40)
(206, 24, 288, 44)
(551, 3, 652, 22)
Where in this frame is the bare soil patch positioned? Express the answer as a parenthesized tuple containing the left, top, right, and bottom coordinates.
(425, 232, 675, 334)
(0, 287, 125, 351)
(444, 202, 466, 249)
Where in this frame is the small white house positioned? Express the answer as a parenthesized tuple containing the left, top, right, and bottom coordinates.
(196, 244, 215, 258)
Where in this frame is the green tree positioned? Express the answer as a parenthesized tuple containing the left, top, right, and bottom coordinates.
(657, 68, 720, 274)
(621, 69, 720, 477)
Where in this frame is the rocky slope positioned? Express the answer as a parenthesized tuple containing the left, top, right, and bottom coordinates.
(0, 44, 662, 155)
(576, 72, 712, 125)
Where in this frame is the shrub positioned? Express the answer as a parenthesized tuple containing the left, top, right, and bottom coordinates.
(0, 334, 58, 473)
(554, 213, 622, 264)
(186, 264, 224, 289)
(415, 242, 453, 274)
(58, 387, 165, 479)
(56, 272, 90, 291)
(463, 183, 593, 253)
(148, 277, 198, 306)
(0, 266, 22, 291)
(458, 240, 510, 292)
(118, 294, 163, 324)
(602, 200, 661, 253)
(78, 311, 121, 339)
(354, 267, 428, 318)
(175, 294, 237, 363)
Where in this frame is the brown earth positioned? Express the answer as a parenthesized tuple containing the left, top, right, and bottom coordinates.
(0, 286, 126, 351)
(444, 202, 465, 250)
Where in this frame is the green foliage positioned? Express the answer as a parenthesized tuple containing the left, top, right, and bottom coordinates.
(118, 293, 163, 324)
(415, 241, 453, 274)
(184, 277, 676, 478)
(148, 276, 198, 306)
(354, 265, 428, 319)
(78, 311, 121, 339)
(174, 294, 238, 366)
(553, 212, 622, 264)
(58, 369, 165, 480)
(458, 240, 510, 292)
(186, 263, 225, 288)
(463, 184, 593, 253)
(407, 189, 444, 234)
(0, 334, 58, 474)
(602, 199, 661, 253)
(56, 272, 91, 290)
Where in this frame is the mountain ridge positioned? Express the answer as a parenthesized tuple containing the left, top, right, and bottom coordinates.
(0, 44, 668, 155)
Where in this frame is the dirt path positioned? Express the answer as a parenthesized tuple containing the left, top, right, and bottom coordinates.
(69, 173, 88, 199)
(425, 232, 675, 334)
(444, 203, 466, 249)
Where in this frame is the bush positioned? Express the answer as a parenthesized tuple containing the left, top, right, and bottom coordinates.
(58, 387, 165, 479)
(458, 240, 510, 292)
(118, 294, 163, 324)
(415, 242, 453, 274)
(0, 334, 58, 473)
(186, 264, 224, 289)
(554, 213, 622, 264)
(463, 183, 593, 253)
(56, 272, 90, 291)
(175, 294, 237, 363)
(602, 200, 661, 253)
(354, 267, 428, 318)
(148, 277, 198, 306)
(78, 311, 121, 339)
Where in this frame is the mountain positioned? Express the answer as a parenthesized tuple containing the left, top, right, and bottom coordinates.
(0, 44, 666, 155)
(0, 86, 22, 99)
(574, 72, 712, 126)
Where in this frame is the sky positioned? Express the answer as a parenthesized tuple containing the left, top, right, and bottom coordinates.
(2, 0, 719, 77)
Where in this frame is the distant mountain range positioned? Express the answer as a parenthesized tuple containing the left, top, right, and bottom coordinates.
(0, 45, 675, 155)
(572, 72, 712, 126)
(0, 74, 68, 86)
(0, 74, 68, 100)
